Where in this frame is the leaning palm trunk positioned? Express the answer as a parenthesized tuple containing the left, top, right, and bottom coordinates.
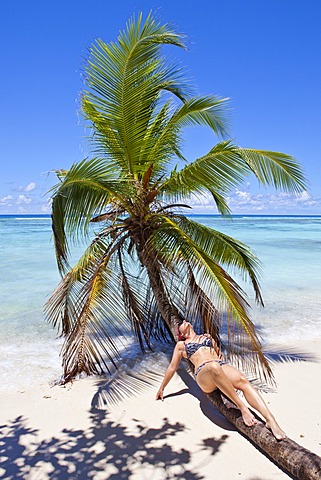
(135, 237, 183, 332)
(207, 390, 321, 480)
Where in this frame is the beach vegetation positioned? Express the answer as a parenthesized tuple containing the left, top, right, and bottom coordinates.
(46, 12, 307, 384)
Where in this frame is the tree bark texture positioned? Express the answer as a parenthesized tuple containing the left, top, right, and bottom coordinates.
(136, 243, 183, 331)
(208, 390, 321, 480)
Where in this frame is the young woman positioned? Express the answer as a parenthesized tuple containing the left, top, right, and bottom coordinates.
(156, 320, 286, 440)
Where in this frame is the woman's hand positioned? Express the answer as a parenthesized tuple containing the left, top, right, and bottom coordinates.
(155, 388, 164, 401)
(155, 343, 183, 402)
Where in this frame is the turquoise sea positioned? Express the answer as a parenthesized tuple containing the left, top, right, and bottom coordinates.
(0, 214, 320, 393)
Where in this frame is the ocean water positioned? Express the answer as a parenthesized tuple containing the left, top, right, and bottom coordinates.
(0, 214, 320, 393)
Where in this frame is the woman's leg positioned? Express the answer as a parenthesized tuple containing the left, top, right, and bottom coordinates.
(195, 361, 257, 426)
(222, 364, 286, 440)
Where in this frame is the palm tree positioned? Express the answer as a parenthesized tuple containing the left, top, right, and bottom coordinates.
(44, 13, 321, 478)
(46, 11, 306, 383)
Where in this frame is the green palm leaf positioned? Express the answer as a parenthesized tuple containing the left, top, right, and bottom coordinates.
(83, 12, 188, 177)
(55, 249, 129, 381)
(162, 141, 250, 199)
(145, 97, 229, 180)
(50, 157, 130, 273)
(162, 141, 307, 202)
(185, 266, 222, 348)
(165, 95, 229, 136)
(235, 148, 308, 192)
(172, 215, 264, 304)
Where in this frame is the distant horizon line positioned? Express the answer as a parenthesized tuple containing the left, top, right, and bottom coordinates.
(1, 213, 321, 218)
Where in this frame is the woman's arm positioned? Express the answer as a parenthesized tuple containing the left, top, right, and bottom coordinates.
(155, 342, 184, 401)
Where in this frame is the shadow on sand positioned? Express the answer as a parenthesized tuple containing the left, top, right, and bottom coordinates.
(0, 403, 228, 479)
(0, 345, 317, 479)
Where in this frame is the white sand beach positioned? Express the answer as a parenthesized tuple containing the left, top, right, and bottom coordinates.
(0, 338, 321, 480)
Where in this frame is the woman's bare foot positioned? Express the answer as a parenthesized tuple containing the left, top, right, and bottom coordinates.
(266, 418, 286, 440)
(241, 407, 257, 426)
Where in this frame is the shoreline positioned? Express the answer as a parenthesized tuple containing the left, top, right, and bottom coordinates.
(1, 338, 321, 479)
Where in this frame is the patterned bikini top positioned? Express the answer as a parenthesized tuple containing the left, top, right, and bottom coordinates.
(184, 336, 213, 359)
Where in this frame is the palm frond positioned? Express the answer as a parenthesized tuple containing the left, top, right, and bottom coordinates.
(161, 141, 248, 200)
(59, 254, 128, 382)
(118, 249, 153, 352)
(51, 194, 70, 274)
(165, 95, 229, 136)
(135, 100, 179, 178)
(161, 142, 307, 202)
(45, 231, 115, 336)
(208, 188, 232, 216)
(143, 97, 229, 180)
(46, 231, 134, 379)
(172, 215, 264, 305)
(81, 99, 127, 168)
(235, 148, 308, 193)
(50, 157, 130, 273)
(83, 12, 188, 176)
(45, 271, 77, 336)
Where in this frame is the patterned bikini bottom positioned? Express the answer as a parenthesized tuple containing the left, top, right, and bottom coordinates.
(194, 359, 227, 377)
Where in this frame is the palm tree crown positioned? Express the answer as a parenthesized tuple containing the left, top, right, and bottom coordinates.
(46, 12, 307, 384)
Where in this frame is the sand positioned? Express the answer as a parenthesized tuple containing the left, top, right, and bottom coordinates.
(1, 338, 321, 480)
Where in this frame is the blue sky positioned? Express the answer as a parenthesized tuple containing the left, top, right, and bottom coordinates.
(1, 0, 320, 215)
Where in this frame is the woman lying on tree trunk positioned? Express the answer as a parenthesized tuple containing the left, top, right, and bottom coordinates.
(156, 320, 286, 441)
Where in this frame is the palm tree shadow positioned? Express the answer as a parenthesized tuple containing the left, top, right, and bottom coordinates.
(0, 397, 232, 480)
(3, 342, 313, 480)
(90, 343, 320, 445)
(92, 357, 235, 433)
(174, 368, 237, 431)
(263, 345, 319, 364)
(163, 385, 235, 431)
(224, 323, 319, 366)
(84, 343, 316, 480)
(91, 353, 167, 409)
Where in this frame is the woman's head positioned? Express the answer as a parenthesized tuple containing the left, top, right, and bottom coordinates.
(176, 320, 193, 341)
(176, 324, 186, 341)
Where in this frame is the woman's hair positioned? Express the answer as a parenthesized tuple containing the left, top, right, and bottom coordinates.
(176, 325, 186, 341)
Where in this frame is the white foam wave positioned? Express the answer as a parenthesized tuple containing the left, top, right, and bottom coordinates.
(14, 217, 50, 220)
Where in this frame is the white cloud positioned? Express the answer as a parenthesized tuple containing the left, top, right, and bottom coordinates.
(24, 182, 36, 192)
(18, 182, 36, 192)
(296, 190, 314, 203)
(41, 198, 52, 213)
(0, 195, 13, 206)
(16, 194, 32, 205)
(187, 187, 320, 214)
(189, 192, 213, 207)
(235, 189, 251, 200)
